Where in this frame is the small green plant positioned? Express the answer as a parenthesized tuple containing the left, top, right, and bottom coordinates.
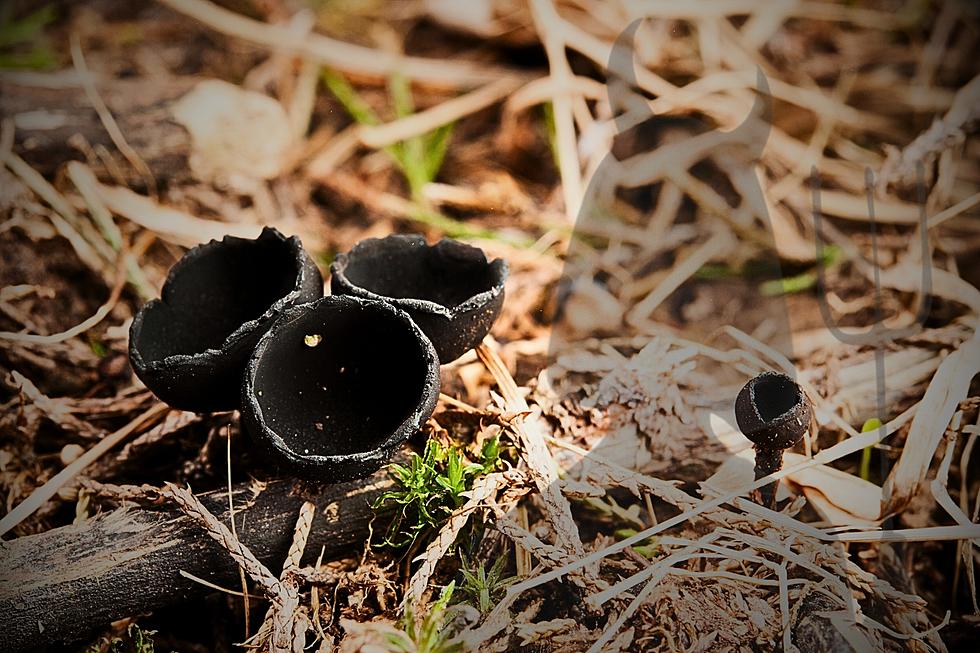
(540, 101, 560, 170)
(385, 582, 462, 653)
(614, 527, 660, 559)
(456, 553, 516, 615)
(322, 69, 526, 244)
(373, 436, 499, 549)
(760, 244, 841, 297)
(82, 623, 156, 653)
(323, 69, 454, 203)
(0, 5, 58, 70)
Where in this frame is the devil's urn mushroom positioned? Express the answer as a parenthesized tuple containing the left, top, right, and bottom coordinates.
(241, 295, 440, 481)
(734, 371, 812, 509)
(330, 234, 508, 362)
(129, 227, 323, 412)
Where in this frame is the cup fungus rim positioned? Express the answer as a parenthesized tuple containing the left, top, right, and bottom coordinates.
(330, 234, 508, 320)
(734, 371, 811, 447)
(130, 227, 318, 373)
(242, 295, 441, 468)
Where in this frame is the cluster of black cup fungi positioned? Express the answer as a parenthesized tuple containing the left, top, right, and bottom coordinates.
(129, 228, 507, 482)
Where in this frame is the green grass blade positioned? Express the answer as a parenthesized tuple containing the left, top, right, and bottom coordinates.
(322, 68, 380, 126)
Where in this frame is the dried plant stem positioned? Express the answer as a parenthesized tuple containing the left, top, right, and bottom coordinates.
(406, 473, 502, 603)
(1, 152, 113, 274)
(359, 77, 526, 149)
(927, 191, 980, 230)
(627, 228, 733, 325)
(0, 256, 126, 344)
(157, 0, 519, 88)
(476, 342, 585, 560)
(529, 0, 583, 219)
(884, 332, 980, 513)
(504, 401, 973, 602)
(95, 182, 261, 245)
(226, 432, 251, 638)
(69, 33, 157, 197)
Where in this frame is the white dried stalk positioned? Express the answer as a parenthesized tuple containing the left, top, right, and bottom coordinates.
(405, 473, 504, 603)
(884, 332, 980, 514)
(476, 343, 586, 561)
(881, 73, 980, 190)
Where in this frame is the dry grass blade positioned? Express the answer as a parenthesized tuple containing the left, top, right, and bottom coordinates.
(157, 0, 522, 88)
(165, 483, 281, 595)
(476, 342, 585, 560)
(69, 33, 157, 197)
(94, 182, 262, 245)
(406, 472, 503, 603)
(0, 255, 126, 344)
(529, 0, 583, 218)
(0, 403, 168, 537)
(359, 77, 527, 149)
(884, 333, 980, 514)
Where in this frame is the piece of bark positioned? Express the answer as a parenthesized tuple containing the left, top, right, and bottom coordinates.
(0, 72, 195, 184)
(0, 472, 391, 653)
(791, 592, 855, 653)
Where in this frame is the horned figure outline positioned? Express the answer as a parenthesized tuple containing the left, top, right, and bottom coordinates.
(811, 163, 932, 515)
(527, 17, 895, 648)
(553, 18, 778, 351)
(535, 16, 851, 643)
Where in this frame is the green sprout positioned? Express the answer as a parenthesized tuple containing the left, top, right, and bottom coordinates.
(859, 417, 883, 481)
(760, 244, 842, 297)
(82, 623, 156, 653)
(614, 527, 661, 559)
(322, 69, 510, 241)
(541, 101, 560, 170)
(385, 582, 463, 653)
(455, 553, 516, 616)
(372, 437, 499, 549)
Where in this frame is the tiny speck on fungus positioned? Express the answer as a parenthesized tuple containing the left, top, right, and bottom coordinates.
(304, 334, 322, 347)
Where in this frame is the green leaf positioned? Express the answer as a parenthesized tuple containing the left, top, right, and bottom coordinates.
(423, 122, 455, 182)
(760, 271, 818, 297)
(322, 69, 380, 126)
(0, 5, 56, 49)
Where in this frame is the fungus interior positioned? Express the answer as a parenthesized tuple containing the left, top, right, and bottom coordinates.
(752, 374, 799, 422)
(343, 240, 498, 310)
(253, 302, 430, 457)
(136, 236, 298, 361)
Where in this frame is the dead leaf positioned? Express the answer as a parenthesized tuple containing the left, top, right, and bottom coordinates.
(171, 79, 293, 182)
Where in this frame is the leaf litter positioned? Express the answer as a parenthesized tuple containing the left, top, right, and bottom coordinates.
(0, 1, 979, 652)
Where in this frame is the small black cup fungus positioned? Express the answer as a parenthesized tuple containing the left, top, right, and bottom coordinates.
(734, 371, 812, 509)
(734, 371, 811, 451)
(241, 295, 440, 481)
(330, 234, 508, 363)
(129, 227, 323, 412)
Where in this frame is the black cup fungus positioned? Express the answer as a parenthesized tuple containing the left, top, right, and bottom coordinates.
(734, 371, 812, 509)
(734, 371, 811, 452)
(129, 227, 323, 412)
(241, 295, 440, 481)
(330, 234, 508, 362)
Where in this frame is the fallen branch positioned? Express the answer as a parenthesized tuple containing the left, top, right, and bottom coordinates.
(0, 472, 392, 653)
